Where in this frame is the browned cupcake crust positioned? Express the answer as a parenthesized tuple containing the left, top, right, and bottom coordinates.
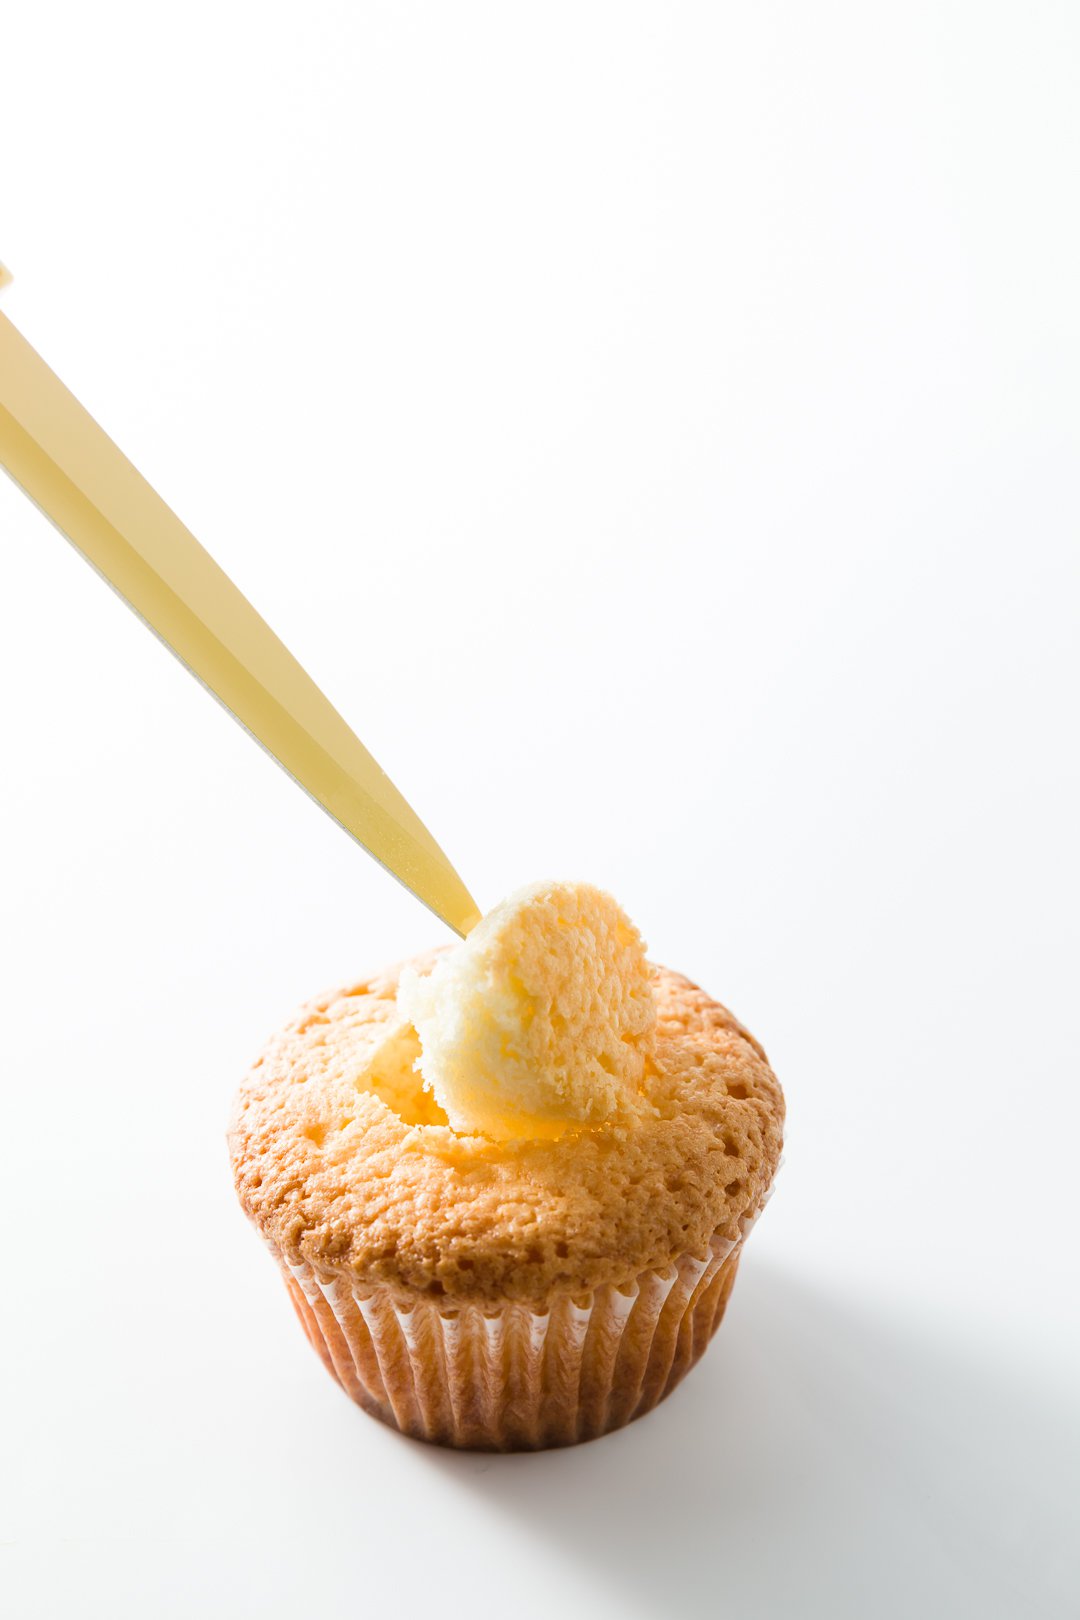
(228, 956, 784, 1305)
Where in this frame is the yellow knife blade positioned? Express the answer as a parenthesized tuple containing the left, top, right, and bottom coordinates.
(0, 280, 481, 937)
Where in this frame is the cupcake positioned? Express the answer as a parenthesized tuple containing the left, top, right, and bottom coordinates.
(228, 881, 784, 1450)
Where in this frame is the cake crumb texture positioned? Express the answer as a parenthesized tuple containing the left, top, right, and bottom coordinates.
(397, 880, 656, 1140)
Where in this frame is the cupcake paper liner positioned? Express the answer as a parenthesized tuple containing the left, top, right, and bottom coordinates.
(274, 1214, 757, 1450)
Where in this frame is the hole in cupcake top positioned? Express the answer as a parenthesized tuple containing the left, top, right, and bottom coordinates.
(357, 1024, 449, 1128)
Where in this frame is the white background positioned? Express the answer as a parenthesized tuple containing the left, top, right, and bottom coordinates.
(1, 3, 1078, 1616)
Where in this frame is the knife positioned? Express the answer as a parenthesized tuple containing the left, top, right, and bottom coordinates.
(0, 269, 481, 938)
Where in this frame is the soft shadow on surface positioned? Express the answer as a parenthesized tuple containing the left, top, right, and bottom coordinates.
(426, 1265, 1079, 1620)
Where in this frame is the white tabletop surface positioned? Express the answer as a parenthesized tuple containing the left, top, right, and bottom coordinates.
(2, 4, 1078, 1616)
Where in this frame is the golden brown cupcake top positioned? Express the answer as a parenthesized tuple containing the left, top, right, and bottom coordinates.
(229, 940, 784, 1304)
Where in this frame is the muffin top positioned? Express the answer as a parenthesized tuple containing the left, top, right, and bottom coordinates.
(229, 893, 784, 1304)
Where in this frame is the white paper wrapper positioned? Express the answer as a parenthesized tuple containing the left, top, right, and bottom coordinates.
(275, 1216, 757, 1450)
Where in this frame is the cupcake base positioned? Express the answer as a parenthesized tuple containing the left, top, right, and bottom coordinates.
(277, 1228, 747, 1451)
